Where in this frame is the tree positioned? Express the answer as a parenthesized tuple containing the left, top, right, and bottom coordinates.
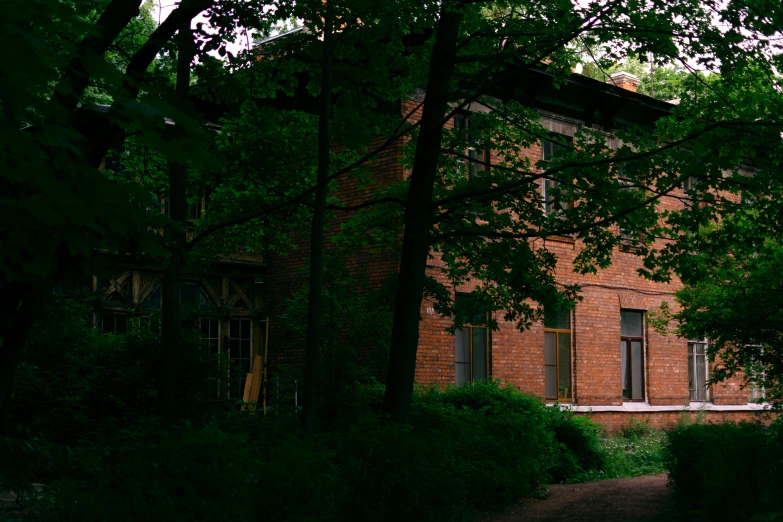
(365, 0, 783, 422)
(0, 0, 276, 430)
(646, 62, 783, 405)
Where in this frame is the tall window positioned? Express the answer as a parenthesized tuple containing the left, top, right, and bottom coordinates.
(688, 340, 709, 401)
(226, 318, 252, 399)
(454, 113, 487, 178)
(747, 346, 766, 402)
(544, 310, 572, 401)
(100, 312, 128, 335)
(541, 137, 572, 215)
(683, 176, 698, 211)
(617, 166, 644, 248)
(454, 294, 488, 386)
(621, 310, 645, 401)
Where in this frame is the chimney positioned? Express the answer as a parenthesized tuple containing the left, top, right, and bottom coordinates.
(607, 71, 641, 92)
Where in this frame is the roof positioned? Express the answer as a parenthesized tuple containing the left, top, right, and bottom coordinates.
(253, 26, 305, 47)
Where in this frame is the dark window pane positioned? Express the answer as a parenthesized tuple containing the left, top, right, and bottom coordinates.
(621, 310, 643, 337)
(621, 342, 629, 399)
(455, 328, 470, 364)
(241, 319, 250, 338)
(472, 327, 487, 381)
(631, 341, 643, 400)
(544, 332, 556, 365)
(545, 366, 557, 399)
(455, 327, 470, 387)
(544, 310, 570, 329)
(455, 294, 485, 325)
(558, 333, 571, 399)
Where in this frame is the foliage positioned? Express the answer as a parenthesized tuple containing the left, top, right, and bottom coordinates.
(666, 420, 783, 522)
(568, 421, 667, 483)
(3, 369, 606, 522)
(280, 250, 393, 428)
(7, 295, 227, 447)
(36, 424, 341, 522)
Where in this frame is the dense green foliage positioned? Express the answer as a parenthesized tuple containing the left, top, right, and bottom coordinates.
(1, 309, 608, 521)
(569, 421, 667, 482)
(666, 421, 783, 522)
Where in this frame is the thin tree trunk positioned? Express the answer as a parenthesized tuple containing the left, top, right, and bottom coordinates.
(0, 287, 40, 435)
(160, 22, 194, 427)
(382, 3, 463, 424)
(301, 0, 334, 435)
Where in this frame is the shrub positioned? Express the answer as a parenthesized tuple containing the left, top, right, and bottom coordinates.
(38, 424, 342, 522)
(666, 420, 783, 522)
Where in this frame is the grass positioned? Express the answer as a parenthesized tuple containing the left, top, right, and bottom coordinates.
(567, 421, 667, 483)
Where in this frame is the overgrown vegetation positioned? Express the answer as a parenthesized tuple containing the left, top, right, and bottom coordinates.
(1, 304, 608, 521)
(568, 420, 667, 483)
(666, 420, 783, 522)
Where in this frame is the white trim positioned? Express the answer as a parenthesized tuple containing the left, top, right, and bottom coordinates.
(559, 402, 772, 413)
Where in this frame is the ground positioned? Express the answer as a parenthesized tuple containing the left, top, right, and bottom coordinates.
(481, 474, 681, 522)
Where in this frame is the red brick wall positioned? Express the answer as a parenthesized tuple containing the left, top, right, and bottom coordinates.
(579, 410, 775, 433)
(265, 133, 405, 377)
(266, 98, 763, 430)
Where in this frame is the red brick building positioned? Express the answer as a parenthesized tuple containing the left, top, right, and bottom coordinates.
(266, 66, 771, 430)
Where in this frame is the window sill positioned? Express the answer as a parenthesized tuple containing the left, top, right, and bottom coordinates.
(563, 403, 772, 413)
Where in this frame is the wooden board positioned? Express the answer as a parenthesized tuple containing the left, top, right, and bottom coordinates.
(247, 355, 263, 410)
(241, 373, 253, 403)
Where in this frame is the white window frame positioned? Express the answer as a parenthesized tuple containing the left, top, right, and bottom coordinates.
(688, 339, 710, 403)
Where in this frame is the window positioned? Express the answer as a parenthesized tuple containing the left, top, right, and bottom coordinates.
(621, 310, 645, 401)
(188, 187, 214, 221)
(617, 168, 644, 249)
(747, 346, 766, 402)
(100, 312, 128, 335)
(541, 137, 573, 215)
(544, 310, 572, 401)
(683, 176, 698, 211)
(454, 294, 488, 386)
(688, 340, 709, 402)
(454, 113, 488, 178)
(541, 138, 569, 162)
(225, 318, 252, 399)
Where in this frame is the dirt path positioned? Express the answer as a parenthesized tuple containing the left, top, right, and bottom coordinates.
(481, 474, 681, 522)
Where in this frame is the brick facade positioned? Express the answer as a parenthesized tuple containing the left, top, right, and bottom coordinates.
(266, 77, 773, 430)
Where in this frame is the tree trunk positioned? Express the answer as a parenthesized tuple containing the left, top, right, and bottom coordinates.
(382, 3, 463, 424)
(0, 287, 40, 435)
(160, 22, 194, 427)
(301, 0, 334, 435)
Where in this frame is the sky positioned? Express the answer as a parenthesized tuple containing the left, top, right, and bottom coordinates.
(151, 0, 249, 56)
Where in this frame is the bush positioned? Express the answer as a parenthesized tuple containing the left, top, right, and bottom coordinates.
(666, 420, 783, 522)
(37, 423, 342, 522)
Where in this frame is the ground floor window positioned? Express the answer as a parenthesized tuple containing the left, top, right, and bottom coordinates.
(621, 310, 645, 401)
(454, 294, 488, 386)
(99, 312, 128, 335)
(544, 310, 572, 401)
(688, 340, 709, 401)
(226, 318, 252, 399)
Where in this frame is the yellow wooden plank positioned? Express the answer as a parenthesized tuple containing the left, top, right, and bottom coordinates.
(247, 355, 263, 411)
(241, 372, 253, 405)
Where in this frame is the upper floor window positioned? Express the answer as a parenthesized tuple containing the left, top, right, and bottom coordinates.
(544, 309, 572, 401)
(454, 294, 488, 386)
(688, 340, 709, 402)
(454, 113, 488, 179)
(683, 176, 698, 211)
(617, 165, 644, 249)
(621, 310, 645, 401)
(541, 136, 573, 216)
